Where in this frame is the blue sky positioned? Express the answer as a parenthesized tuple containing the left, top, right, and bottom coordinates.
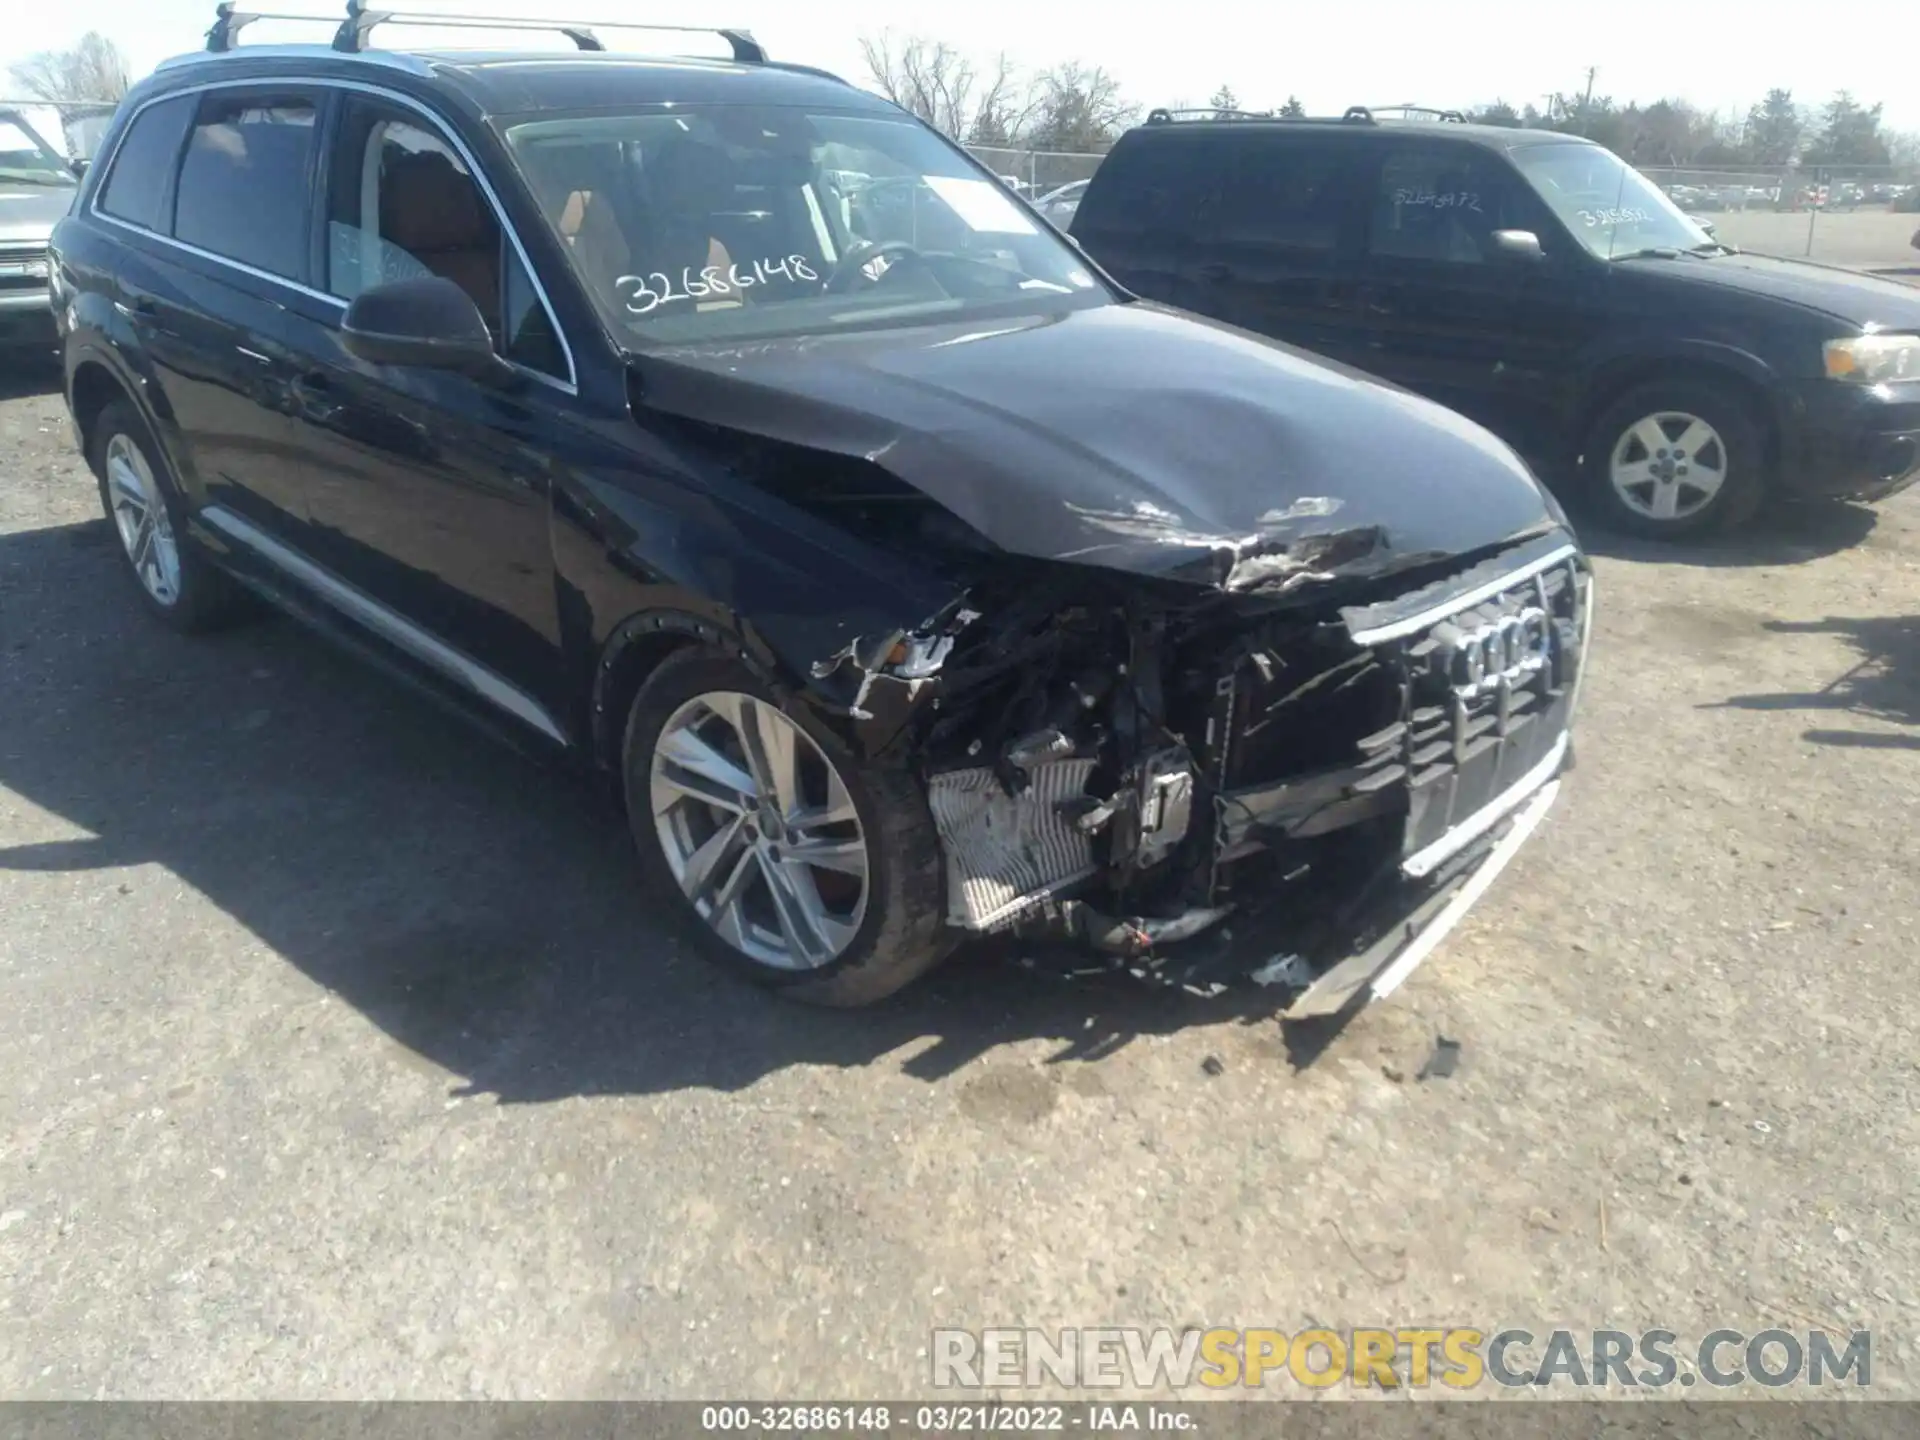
(6, 0, 1917, 135)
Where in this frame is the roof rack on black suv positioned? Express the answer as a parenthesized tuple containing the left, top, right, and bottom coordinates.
(1143, 107, 1276, 125)
(204, 0, 767, 61)
(1360, 104, 1469, 123)
(1145, 104, 1470, 128)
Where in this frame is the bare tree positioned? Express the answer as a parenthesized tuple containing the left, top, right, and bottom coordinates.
(1026, 63, 1136, 154)
(859, 32, 978, 140)
(967, 53, 1036, 147)
(8, 31, 130, 103)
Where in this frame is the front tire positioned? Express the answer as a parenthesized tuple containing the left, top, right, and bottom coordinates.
(89, 399, 243, 631)
(1584, 378, 1767, 538)
(622, 646, 951, 1006)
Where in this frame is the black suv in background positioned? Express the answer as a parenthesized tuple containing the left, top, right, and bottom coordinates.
(1072, 108, 1920, 538)
(50, 19, 1590, 1016)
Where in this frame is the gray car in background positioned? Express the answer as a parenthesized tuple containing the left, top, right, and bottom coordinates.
(0, 107, 79, 352)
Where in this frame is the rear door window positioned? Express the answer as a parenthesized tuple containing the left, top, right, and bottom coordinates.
(96, 95, 196, 233)
(1208, 136, 1350, 254)
(172, 93, 317, 280)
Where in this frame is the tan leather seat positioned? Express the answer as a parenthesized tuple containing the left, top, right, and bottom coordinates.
(381, 149, 501, 332)
(560, 189, 634, 278)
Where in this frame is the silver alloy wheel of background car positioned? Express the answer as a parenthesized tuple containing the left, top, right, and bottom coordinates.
(650, 690, 871, 971)
(1608, 411, 1728, 523)
(105, 432, 182, 607)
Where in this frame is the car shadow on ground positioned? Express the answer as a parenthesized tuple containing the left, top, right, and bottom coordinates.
(0, 352, 62, 401)
(0, 518, 1312, 1104)
(1710, 613, 1920, 749)
(1573, 495, 1880, 569)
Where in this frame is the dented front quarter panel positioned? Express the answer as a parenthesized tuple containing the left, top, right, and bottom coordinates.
(545, 412, 966, 757)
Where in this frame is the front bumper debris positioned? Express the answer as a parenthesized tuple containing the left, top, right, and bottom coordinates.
(908, 530, 1590, 1010)
(1278, 770, 1562, 1018)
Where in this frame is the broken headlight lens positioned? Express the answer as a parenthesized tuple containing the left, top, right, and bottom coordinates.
(1823, 333, 1920, 385)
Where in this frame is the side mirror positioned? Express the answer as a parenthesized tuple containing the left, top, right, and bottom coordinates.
(69, 157, 89, 180)
(340, 276, 514, 386)
(1700, 220, 1718, 238)
(1491, 228, 1546, 262)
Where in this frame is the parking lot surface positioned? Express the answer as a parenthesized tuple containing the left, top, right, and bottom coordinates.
(1710, 208, 1918, 271)
(2, 360, 1918, 1398)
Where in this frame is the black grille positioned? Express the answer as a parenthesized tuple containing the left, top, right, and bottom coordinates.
(1395, 554, 1584, 860)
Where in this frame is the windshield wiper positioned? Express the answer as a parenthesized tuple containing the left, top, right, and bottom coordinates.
(1686, 240, 1739, 257)
(1609, 246, 1683, 261)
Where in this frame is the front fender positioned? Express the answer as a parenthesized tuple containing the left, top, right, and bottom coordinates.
(1568, 331, 1786, 439)
(551, 456, 965, 765)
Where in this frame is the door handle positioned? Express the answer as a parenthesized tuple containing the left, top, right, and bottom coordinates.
(235, 345, 274, 365)
(1199, 261, 1232, 283)
(113, 295, 156, 320)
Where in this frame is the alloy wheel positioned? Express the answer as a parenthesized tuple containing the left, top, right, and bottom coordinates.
(1608, 411, 1728, 522)
(106, 433, 182, 607)
(649, 690, 871, 971)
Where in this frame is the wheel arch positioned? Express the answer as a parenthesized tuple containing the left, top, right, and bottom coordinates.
(69, 356, 133, 466)
(588, 607, 801, 778)
(1575, 346, 1783, 471)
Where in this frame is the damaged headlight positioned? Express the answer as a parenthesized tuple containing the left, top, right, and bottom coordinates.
(1823, 333, 1920, 385)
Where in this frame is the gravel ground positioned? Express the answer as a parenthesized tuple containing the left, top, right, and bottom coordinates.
(1, 356, 1918, 1400)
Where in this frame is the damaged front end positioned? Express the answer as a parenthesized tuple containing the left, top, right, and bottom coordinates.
(814, 529, 1591, 1015)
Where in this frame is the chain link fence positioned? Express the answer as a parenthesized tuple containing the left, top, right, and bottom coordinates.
(962, 145, 1108, 200)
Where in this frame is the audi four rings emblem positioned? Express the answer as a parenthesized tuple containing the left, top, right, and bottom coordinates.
(1438, 606, 1552, 698)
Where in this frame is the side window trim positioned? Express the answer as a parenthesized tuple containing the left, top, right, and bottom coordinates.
(87, 73, 577, 394)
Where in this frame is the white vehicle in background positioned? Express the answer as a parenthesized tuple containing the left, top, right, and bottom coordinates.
(1036, 179, 1090, 227)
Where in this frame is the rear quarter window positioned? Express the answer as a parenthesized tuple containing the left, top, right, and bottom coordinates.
(96, 95, 196, 233)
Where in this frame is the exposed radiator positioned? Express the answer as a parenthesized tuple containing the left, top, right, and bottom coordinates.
(927, 759, 1098, 930)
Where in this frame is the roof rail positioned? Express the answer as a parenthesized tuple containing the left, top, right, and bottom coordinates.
(201, 0, 766, 62)
(1363, 104, 1469, 123)
(1145, 106, 1275, 125)
(206, 3, 338, 52)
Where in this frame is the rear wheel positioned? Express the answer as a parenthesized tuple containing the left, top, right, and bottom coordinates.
(89, 399, 244, 630)
(1585, 379, 1767, 538)
(622, 647, 951, 1006)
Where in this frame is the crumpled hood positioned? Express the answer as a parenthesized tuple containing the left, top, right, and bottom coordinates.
(0, 183, 76, 245)
(635, 301, 1560, 592)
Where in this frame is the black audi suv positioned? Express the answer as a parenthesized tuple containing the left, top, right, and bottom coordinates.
(49, 16, 1592, 1013)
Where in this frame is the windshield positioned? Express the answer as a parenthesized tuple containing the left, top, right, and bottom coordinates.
(0, 115, 73, 187)
(501, 105, 1106, 345)
(1510, 142, 1713, 259)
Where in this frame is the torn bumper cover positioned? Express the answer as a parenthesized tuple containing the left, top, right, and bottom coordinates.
(884, 532, 1592, 1007)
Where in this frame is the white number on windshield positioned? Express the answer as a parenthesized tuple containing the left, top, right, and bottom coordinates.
(615, 255, 822, 315)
